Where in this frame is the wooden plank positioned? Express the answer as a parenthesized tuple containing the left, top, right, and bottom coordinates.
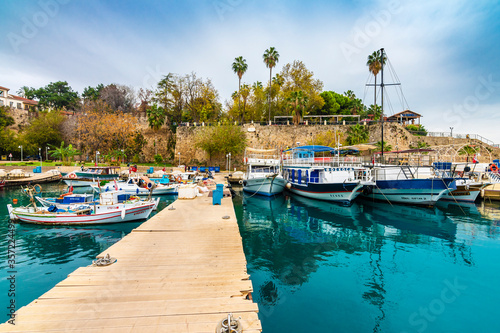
(0, 186, 261, 332)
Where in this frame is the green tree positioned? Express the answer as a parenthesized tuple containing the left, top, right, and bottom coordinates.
(458, 145, 479, 161)
(287, 91, 308, 125)
(367, 50, 387, 108)
(346, 124, 369, 145)
(82, 84, 104, 102)
(20, 110, 64, 155)
(50, 141, 80, 165)
(146, 104, 166, 155)
(195, 124, 246, 162)
(263, 47, 280, 122)
(17, 86, 37, 100)
(319, 91, 351, 115)
(279, 60, 324, 117)
(35, 81, 79, 110)
(375, 141, 392, 152)
(240, 84, 250, 122)
(232, 56, 248, 121)
(406, 124, 427, 136)
(0, 106, 16, 155)
(0, 106, 15, 127)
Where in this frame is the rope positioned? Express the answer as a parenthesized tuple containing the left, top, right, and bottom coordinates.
(92, 253, 117, 266)
(439, 178, 466, 216)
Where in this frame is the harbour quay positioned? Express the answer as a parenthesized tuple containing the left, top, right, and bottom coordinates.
(0, 176, 261, 332)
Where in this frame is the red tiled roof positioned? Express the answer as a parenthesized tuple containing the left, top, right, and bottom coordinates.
(0, 86, 9, 91)
(10, 95, 38, 105)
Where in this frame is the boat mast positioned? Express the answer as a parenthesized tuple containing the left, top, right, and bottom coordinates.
(380, 47, 385, 160)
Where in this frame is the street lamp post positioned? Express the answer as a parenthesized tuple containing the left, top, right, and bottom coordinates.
(18, 145, 23, 162)
(228, 152, 231, 172)
(39, 148, 42, 168)
(450, 127, 454, 138)
(96, 151, 100, 166)
(45, 147, 48, 162)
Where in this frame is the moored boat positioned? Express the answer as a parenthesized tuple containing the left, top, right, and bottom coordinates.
(242, 148, 287, 196)
(92, 176, 178, 195)
(7, 186, 157, 225)
(62, 166, 121, 187)
(282, 145, 374, 204)
(363, 165, 456, 206)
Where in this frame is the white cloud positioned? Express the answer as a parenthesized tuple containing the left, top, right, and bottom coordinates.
(1, 0, 499, 142)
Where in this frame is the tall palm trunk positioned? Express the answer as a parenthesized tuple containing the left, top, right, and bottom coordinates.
(238, 77, 241, 122)
(268, 68, 272, 123)
(374, 74, 377, 112)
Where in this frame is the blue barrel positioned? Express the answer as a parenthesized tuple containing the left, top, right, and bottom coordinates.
(191, 166, 198, 171)
(200, 166, 206, 172)
(212, 183, 224, 205)
(208, 166, 215, 172)
(214, 166, 220, 173)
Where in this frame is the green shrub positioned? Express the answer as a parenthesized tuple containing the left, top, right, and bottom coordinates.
(406, 124, 427, 136)
(154, 154, 163, 164)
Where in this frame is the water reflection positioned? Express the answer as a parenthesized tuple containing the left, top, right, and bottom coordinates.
(0, 182, 175, 321)
(235, 189, 499, 332)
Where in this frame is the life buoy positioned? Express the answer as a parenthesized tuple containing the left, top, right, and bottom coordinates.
(34, 184, 42, 194)
(490, 164, 498, 173)
(69, 173, 77, 179)
(176, 175, 182, 183)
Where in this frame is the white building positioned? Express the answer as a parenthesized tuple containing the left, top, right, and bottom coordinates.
(0, 86, 38, 110)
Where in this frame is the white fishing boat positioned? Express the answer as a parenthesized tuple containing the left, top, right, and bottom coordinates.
(364, 165, 457, 206)
(62, 166, 121, 187)
(7, 186, 158, 225)
(432, 162, 485, 203)
(282, 145, 374, 204)
(92, 176, 178, 195)
(36, 192, 95, 209)
(242, 148, 287, 196)
(36, 189, 159, 211)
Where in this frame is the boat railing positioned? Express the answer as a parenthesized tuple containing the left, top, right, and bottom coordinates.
(282, 156, 364, 166)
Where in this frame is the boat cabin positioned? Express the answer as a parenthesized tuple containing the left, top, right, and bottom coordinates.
(81, 166, 121, 175)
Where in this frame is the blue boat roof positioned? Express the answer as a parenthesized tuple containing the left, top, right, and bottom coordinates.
(284, 145, 337, 153)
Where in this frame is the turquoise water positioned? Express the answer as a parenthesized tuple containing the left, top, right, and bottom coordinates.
(233, 189, 500, 332)
(0, 182, 175, 322)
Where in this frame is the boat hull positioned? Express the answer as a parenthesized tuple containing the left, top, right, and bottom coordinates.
(440, 184, 481, 203)
(8, 203, 155, 225)
(364, 178, 455, 206)
(243, 177, 287, 196)
(287, 181, 364, 204)
(97, 184, 178, 195)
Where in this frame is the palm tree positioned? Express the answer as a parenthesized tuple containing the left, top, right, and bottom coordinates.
(146, 104, 166, 155)
(240, 84, 250, 123)
(252, 81, 263, 90)
(263, 47, 280, 122)
(346, 124, 369, 145)
(366, 50, 386, 109)
(287, 91, 308, 125)
(375, 141, 392, 152)
(232, 56, 248, 122)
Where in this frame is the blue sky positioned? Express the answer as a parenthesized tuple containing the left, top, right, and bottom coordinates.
(1, 0, 500, 142)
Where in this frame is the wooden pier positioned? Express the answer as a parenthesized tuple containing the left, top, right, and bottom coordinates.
(1, 182, 261, 332)
(2, 172, 62, 188)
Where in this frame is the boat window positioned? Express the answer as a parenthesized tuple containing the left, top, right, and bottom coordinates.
(310, 170, 319, 183)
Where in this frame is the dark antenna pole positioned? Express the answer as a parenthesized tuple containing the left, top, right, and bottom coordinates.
(380, 48, 385, 160)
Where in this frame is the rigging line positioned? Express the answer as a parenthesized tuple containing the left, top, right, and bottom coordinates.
(387, 57, 411, 110)
(439, 177, 467, 216)
(374, 183, 394, 207)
